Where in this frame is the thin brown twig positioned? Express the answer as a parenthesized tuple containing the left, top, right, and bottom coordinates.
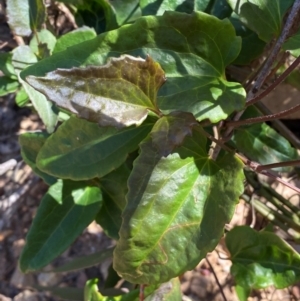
(226, 102, 300, 128)
(255, 159, 300, 172)
(211, 1, 300, 160)
(246, 55, 300, 106)
(248, 0, 300, 97)
(206, 256, 228, 301)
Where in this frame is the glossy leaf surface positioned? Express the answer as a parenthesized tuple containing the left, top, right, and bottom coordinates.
(227, 0, 294, 42)
(0, 77, 19, 96)
(20, 180, 102, 272)
(150, 111, 198, 157)
(21, 11, 245, 124)
(226, 226, 300, 295)
(19, 132, 56, 185)
(96, 164, 131, 239)
(0, 52, 16, 78)
(36, 116, 154, 180)
(114, 124, 244, 284)
(29, 29, 57, 58)
(230, 15, 266, 65)
(109, 0, 141, 25)
(6, 0, 46, 36)
(54, 26, 97, 53)
(12, 45, 58, 133)
(140, 0, 210, 15)
(232, 107, 298, 171)
(26, 55, 165, 128)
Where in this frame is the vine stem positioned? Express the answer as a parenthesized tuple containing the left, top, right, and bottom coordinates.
(205, 257, 228, 301)
(247, 0, 300, 98)
(225, 102, 300, 128)
(199, 128, 300, 194)
(211, 0, 300, 160)
(246, 55, 300, 107)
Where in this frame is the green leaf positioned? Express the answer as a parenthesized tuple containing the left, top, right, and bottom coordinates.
(104, 264, 121, 289)
(140, 0, 210, 15)
(6, 0, 46, 36)
(84, 279, 103, 301)
(12, 45, 58, 133)
(226, 226, 300, 296)
(19, 132, 56, 185)
(75, 0, 116, 34)
(230, 14, 266, 65)
(36, 116, 155, 180)
(0, 52, 17, 78)
(34, 286, 84, 301)
(145, 278, 182, 301)
(150, 111, 198, 156)
(30, 29, 57, 58)
(109, 0, 141, 25)
(51, 247, 114, 273)
(0, 77, 19, 96)
(209, 0, 232, 19)
(21, 11, 245, 124)
(54, 26, 97, 53)
(232, 107, 298, 172)
(283, 30, 300, 58)
(227, 0, 294, 42)
(26, 55, 165, 128)
(15, 86, 29, 107)
(19, 180, 102, 272)
(96, 164, 131, 240)
(114, 124, 244, 284)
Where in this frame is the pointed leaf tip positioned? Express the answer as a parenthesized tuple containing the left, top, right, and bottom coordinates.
(26, 55, 166, 128)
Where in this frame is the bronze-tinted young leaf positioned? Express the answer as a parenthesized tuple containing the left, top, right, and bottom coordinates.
(114, 126, 244, 284)
(26, 55, 165, 128)
(150, 111, 198, 156)
(21, 11, 245, 124)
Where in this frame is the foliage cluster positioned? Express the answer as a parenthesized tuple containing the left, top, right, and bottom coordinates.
(2, 0, 300, 300)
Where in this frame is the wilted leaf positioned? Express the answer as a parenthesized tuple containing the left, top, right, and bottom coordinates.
(226, 226, 300, 298)
(227, 0, 294, 42)
(114, 126, 244, 284)
(26, 55, 165, 128)
(6, 0, 46, 36)
(19, 132, 56, 185)
(21, 11, 245, 124)
(20, 180, 102, 272)
(36, 116, 155, 180)
(232, 107, 298, 172)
